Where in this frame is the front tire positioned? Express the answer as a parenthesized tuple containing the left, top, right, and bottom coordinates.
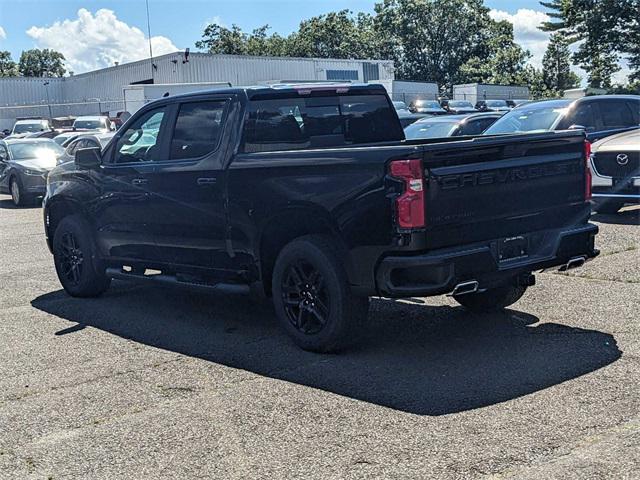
(53, 215, 111, 297)
(454, 283, 527, 313)
(272, 235, 368, 353)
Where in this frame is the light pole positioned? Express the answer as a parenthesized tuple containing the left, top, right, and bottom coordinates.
(43, 81, 53, 122)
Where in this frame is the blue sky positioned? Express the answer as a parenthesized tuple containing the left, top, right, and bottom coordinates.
(5, 0, 625, 84)
(0, 1, 548, 64)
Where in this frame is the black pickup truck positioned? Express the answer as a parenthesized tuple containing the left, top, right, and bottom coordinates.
(43, 83, 598, 352)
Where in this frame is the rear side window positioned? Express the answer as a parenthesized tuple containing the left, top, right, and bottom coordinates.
(599, 100, 636, 128)
(242, 93, 403, 153)
(170, 100, 227, 160)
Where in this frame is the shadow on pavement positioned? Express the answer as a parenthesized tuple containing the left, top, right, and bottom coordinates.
(592, 206, 640, 226)
(32, 283, 621, 416)
(0, 198, 41, 209)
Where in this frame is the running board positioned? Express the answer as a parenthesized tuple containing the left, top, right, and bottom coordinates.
(105, 267, 250, 295)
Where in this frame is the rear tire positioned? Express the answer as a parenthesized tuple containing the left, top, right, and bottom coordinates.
(595, 201, 623, 214)
(9, 176, 29, 207)
(272, 235, 369, 353)
(454, 283, 527, 313)
(53, 215, 111, 297)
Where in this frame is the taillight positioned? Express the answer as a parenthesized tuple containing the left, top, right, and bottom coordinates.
(389, 158, 425, 229)
(584, 140, 592, 200)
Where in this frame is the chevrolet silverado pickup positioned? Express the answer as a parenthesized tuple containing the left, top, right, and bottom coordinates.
(43, 83, 598, 352)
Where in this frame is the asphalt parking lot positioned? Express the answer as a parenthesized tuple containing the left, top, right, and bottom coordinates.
(0, 195, 638, 479)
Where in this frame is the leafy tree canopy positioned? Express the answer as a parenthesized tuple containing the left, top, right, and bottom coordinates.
(18, 49, 66, 77)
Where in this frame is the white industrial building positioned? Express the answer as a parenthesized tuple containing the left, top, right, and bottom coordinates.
(453, 83, 530, 104)
(390, 80, 439, 104)
(0, 52, 395, 129)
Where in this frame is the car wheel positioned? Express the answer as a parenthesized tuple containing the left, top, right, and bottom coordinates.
(454, 283, 527, 313)
(9, 176, 28, 207)
(595, 201, 623, 214)
(272, 235, 369, 353)
(53, 215, 111, 297)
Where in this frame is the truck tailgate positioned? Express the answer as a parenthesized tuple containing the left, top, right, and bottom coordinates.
(421, 132, 589, 249)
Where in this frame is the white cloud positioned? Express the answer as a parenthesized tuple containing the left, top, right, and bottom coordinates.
(0, 26, 6, 40)
(26, 8, 179, 74)
(489, 8, 551, 69)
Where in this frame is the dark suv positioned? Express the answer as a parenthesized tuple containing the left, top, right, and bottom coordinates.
(483, 95, 640, 142)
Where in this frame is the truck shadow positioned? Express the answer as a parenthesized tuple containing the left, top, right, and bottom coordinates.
(31, 283, 621, 416)
(591, 207, 640, 226)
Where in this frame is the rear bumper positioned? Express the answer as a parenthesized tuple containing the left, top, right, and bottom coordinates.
(375, 223, 599, 297)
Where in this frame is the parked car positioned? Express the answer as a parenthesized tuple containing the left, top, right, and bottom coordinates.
(476, 99, 511, 112)
(43, 83, 597, 352)
(393, 101, 428, 128)
(72, 116, 114, 132)
(483, 95, 640, 142)
(409, 99, 447, 115)
(0, 138, 64, 206)
(506, 99, 531, 108)
(404, 112, 502, 139)
(441, 100, 478, 114)
(590, 128, 640, 213)
(25, 130, 63, 139)
(57, 132, 116, 165)
(10, 119, 52, 137)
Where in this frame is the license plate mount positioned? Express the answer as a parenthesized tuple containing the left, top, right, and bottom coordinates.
(498, 236, 529, 262)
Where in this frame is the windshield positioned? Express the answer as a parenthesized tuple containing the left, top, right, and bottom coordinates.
(486, 100, 508, 107)
(74, 120, 104, 130)
(416, 101, 441, 109)
(404, 121, 458, 139)
(393, 101, 408, 110)
(449, 101, 474, 108)
(483, 103, 570, 135)
(9, 142, 64, 160)
(13, 123, 46, 134)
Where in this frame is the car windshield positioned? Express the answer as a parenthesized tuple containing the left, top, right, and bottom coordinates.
(404, 121, 458, 139)
(483, 103, 570, 135)
(53, 136, 69, 145)
(13, 123, 45, 134)
(9, 142, 64, 160)
(449, 101, 474, 108)
(416, 101, 441, 109)
(74, 120, 103, 129)
(486, 100, 507, 107)
(393, 101, 408, 110)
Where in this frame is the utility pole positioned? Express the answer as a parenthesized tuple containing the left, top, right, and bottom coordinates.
(146, 0, 155, 82)
(43, 81, 53, 122)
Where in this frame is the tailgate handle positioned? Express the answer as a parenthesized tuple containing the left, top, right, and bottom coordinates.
(197, 177, 217, 186)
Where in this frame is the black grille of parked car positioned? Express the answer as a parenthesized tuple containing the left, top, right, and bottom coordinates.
(592, 151, 640, 178)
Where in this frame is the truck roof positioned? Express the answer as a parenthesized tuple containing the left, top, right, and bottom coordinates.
(156, 82, 388, 102)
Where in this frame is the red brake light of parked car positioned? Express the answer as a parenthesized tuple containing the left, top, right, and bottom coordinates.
(389, 158, 425, 229)
(584, 140, 592, 201)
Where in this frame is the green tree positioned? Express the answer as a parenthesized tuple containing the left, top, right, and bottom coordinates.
(373, 0, 495, 88)
(541, 33, 580, 95)
(18, 49, 66, 77)
(458, 20, 531, 85)
(0, 51, 19, 77)
(540, 0, 628, 88)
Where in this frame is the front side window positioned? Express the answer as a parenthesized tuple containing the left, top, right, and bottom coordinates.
(113, 107, 166, 164)
(242, 93, 403, 153)
(558, 102, 597, 131)
(170, 101, 227, 160)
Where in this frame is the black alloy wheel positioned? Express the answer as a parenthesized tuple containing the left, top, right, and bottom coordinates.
(280, 260, 330, 335)
(58, 231, 84, 287)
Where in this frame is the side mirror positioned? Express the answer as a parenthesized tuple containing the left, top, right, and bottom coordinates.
(75, 147, 102, 169)
(568, 124, 586, 131)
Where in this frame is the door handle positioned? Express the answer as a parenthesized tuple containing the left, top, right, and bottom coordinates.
(131, 178, 148, 186)
(197, 177, 217, 186)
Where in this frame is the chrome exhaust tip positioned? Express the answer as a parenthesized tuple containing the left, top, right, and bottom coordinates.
(449, 280, 480, 297)
(559, 256, 586, 272)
